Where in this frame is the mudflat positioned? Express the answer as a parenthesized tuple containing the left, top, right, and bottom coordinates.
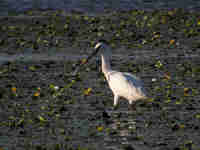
(0, 9, 200, 150)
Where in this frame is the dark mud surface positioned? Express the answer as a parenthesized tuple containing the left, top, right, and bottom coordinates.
(0, 9, 200, 150)
(1, 0, 200, 16)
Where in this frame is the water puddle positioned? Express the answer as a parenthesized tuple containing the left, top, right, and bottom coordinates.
(0, 53, 88, 65)
(0, 50, 199, 66)
(1, 0, 200, 16)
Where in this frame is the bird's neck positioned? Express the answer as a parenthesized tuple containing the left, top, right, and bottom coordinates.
(101, 54, 112, 75)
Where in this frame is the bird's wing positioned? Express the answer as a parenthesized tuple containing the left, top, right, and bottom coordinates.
(123, 72, 147, 96)
(123, 71, 143, 82)
(107, 71, 130, 88)
(107, 71, 141, 90)
(107, 71, 147, 98)
(107, 71, 139, 83)
(123, 72, 140, 79)
(123, 72, 144, 88)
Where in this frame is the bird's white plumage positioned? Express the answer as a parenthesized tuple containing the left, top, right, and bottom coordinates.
(106, 71, 147, 104)
(94, 42, 148, 108)
(95, 42, 102, 49)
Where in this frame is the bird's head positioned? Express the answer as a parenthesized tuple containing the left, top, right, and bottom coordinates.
(93, 40, 112, 61)
(94, 40, 109, 50)
(94, 40, 111, 55)
(84, 40, 111, 63)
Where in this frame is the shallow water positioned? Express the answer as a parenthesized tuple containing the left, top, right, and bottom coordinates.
(0, 49, 198, 66)
(0, 53, 85, 65)
(1, 0, 200, 15)
(0, 52, 200, 150)
(0, 9, 200, 150)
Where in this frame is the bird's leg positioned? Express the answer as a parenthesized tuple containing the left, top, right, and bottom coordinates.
(113, 95, 119, 110)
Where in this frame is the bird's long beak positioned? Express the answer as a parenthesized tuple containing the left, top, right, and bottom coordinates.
(83, 45, 101, 64)
(71, 44, 101, 76)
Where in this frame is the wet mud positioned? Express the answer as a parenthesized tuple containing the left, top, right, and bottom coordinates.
(0, 9, 200, 150)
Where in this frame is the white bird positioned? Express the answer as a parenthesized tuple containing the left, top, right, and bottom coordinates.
(90, 41, 148, 110)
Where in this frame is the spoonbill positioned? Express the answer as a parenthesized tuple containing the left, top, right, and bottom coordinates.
(85, 41, 148, 110)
